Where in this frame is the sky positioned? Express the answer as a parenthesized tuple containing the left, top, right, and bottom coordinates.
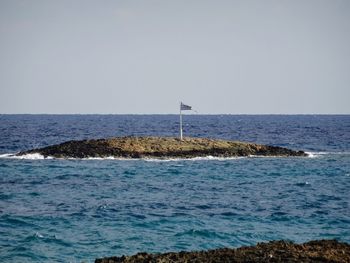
(0, 0, 349, 114)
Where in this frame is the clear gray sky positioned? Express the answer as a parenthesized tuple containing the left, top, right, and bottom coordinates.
(0, 0, 349, 114)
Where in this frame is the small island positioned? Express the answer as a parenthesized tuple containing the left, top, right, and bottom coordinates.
(17, 136, 307, 158)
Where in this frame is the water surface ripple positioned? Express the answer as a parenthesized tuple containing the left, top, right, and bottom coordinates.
(0, 115, 349, 262)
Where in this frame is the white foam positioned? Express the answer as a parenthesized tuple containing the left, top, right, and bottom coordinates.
(306, 152, 325, 158)
(247, 155, 300, 159)
(306, 151, 350, 158)
(0, 153, 14, 158)
(144, 156, 245, 162)
(81, 156, 116, 160)
(306, 151, 338, 158)
(0, 153, 136, 161)
(189, 156, 244, 161)
(0, 154, 300, 161)
(34, 232, 44, 238)
(2, 151, 348, 161)
(0, 153, 52, 160)
(19, 153, 48, 160)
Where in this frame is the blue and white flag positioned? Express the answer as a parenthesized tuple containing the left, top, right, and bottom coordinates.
(180, 102, 192, 111)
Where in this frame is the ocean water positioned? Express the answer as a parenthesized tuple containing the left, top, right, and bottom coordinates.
(0, 114, 349, 263)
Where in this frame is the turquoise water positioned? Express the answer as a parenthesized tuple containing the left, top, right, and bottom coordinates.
(0, 115, 349, 262)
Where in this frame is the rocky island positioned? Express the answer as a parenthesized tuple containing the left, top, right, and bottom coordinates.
(95, 240, 350, 263)
(17, 136, 307, 159)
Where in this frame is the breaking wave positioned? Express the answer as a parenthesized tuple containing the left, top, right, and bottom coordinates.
(143, 156, 245, 162)
(0, 153, 51, 160)
(0, 153, 244, 161)
(305, 151, 350, 158)
(1, 152, 349, 161)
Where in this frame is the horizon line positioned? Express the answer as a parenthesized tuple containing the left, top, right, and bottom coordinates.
(1, 113, 349, 116)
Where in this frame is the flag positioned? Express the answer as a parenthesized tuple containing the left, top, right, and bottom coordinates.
(180, 102, 192, 111)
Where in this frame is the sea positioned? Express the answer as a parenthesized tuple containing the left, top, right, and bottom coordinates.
(0, 114, 349, 263)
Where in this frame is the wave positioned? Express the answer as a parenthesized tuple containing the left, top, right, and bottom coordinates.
(0, 153, 52, 160)
(144, 156, 245, 162)
(0, 153, 124, 160)
(0, 153, 245, 161)
(305, 152, 329, 158)
(1, 151, 349, 161)
(305, 151, 350, 158)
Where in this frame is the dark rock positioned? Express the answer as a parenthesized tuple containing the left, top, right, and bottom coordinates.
(95, 239, 350, 263)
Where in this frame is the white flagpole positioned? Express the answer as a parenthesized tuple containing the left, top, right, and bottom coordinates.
(179, 102, 183, 140)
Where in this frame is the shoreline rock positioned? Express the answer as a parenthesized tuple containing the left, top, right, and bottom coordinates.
(95, 240, 350, 263)
(17, 136, 307, 159)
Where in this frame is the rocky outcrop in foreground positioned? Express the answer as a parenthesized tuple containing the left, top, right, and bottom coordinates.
(95, 240, 350, 263)
(18, 137, 307, 159)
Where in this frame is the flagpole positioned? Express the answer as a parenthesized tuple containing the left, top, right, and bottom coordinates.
(179, 102, 183, 140)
